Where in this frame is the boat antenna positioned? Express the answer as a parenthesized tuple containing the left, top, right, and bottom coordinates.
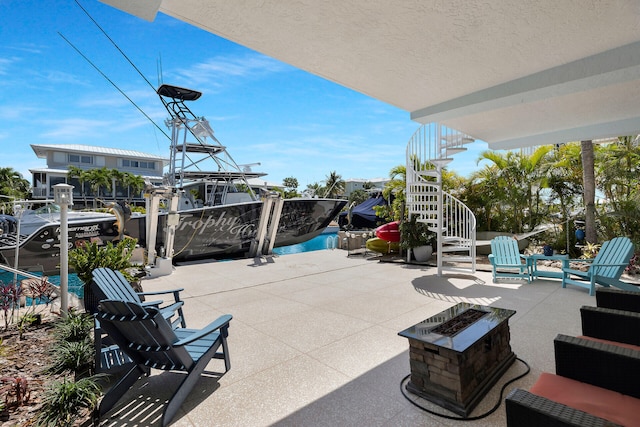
(157, 54, 164, 87)
(58, 32, 170, 141)
(74, 0, 156, 93)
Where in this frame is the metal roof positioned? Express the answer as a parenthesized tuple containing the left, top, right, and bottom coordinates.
(30, 144, 169, 163)
(102, 0, 640, 149)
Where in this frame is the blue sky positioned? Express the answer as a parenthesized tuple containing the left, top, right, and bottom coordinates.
(1, 0, 489, 190)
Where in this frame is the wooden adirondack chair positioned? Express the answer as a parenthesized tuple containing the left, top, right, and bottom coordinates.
(96, 299, 232, 427)
(488, 236, 531, 283)
(562, 236, 636, 296)
(91, 268, 187, 374)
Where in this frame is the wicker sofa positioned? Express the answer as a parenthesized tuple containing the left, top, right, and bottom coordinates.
(505, 334, 640, 427)
(581, 305, 640, 346)
(595, 287, 640, 313)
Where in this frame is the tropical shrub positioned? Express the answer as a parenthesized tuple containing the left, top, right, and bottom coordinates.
(47, 309, 95, 379)
(69, 238, 138, 285)
(35, 377, 102, 427)
(399, 216, 436, 250)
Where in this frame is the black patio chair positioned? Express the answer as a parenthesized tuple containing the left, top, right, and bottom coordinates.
(96, 299, 232, 426)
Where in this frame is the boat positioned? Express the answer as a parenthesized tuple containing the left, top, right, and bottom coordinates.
(5, 203, 121, 236)
(0, 84, 346, 275)
(0, 201, 143, 277)
(337, 195, 387, 230)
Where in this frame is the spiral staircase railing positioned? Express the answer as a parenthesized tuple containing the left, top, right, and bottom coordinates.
(406, 123, 477, 275)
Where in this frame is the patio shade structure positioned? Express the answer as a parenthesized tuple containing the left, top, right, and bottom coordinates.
(101, 0, 640, 149)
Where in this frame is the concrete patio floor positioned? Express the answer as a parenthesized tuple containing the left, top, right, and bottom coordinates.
(99, 249, 596, 426)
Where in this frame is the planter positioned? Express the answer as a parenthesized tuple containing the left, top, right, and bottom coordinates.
(83, 281, 106, 314)
(413, 245, 433, 262)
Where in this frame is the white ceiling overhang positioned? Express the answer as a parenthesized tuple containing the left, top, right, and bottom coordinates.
(101, 0, 640, 149)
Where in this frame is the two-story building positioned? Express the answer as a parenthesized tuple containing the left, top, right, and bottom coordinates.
(343, 177, 389, 198)
(29, 144, 168, 207)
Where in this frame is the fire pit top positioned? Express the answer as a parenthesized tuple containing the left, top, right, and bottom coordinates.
(398, 303, 516, 353)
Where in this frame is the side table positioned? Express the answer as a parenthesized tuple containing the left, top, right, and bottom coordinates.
(529, 254, 569, 280)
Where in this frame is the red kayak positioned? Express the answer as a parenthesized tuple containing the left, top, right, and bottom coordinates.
(375, 221, 400, 243)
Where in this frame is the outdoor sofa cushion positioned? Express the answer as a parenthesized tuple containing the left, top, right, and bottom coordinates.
(529, 372, 640, 427)
(577, 335, 640, 352)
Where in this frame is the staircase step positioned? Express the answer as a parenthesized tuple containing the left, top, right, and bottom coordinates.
(446, 147, 467, 155)
(441, 255, 475, 263)
(431, 158, 453, 166)
(440, 265, 477, 274)
(441, 246, 472, 253)
(417, 170, 440, 178)
(442, 236, 473, 244)
(441, 135, 474, 144)
(420, 219, 438, 225)
(412, 216, 437, 222)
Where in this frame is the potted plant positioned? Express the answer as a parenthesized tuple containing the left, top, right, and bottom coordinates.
(69, 238, 140, 313)
(399, 216, 437, 262)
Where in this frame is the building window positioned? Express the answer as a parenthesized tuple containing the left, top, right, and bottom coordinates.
(69, 154, 93, 165)
(123, 159, 155, 170)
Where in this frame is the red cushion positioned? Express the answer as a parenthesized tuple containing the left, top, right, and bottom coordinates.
(577, 335, 640, 352)
(530, 372, 640, 426)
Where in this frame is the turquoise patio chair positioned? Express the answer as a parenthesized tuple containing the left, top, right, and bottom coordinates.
(488, 236, 530, 283)
(562, 236, 636, 296)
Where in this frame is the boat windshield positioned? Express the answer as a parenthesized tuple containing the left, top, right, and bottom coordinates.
(33, 204, 61, 214)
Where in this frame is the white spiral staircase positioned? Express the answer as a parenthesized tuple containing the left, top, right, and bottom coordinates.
(406, 124, 477, 275)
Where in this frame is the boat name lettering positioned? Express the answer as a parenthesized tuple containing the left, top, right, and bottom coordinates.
(74, 231, 101, 238)
(178, 212, 255, 236)
(55, 224, 102, 238)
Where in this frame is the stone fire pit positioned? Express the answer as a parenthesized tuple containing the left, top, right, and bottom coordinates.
(398, 303, 516, 416)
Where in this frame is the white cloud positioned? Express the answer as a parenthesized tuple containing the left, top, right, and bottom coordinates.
(169, 53, 292, 90)
(6, 43, 43, 55)
(0, 105, 41, 120)
(40, 118, 115, 138)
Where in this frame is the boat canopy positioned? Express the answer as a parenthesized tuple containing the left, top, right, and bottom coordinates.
(338, 195, 388, 229)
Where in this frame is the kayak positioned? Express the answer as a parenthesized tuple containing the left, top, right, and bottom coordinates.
(366, 237, 400, 254)
(375, 221, 400, 243)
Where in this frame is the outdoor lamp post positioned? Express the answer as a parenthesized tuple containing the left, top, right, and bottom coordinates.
(53, 183, 74, 317)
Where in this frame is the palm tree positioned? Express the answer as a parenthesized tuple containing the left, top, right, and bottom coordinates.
(109, 169, 125, 200)
(379, 164, 406, 222)
(478, 146, 552, 233)
(0, 167, 29, 200)
(595, 136, 640, 242)
(121, 172, 146, 202)
(544, 143, 583, 220)
(67, 166, 89, 206)
(304, 182, 324, 198)
(323, 171, 345, 198)
(85, 167, 112, 208)
(464, 165, 504, 231)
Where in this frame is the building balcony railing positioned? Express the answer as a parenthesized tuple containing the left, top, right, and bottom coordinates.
(31, 187, 48, 198)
